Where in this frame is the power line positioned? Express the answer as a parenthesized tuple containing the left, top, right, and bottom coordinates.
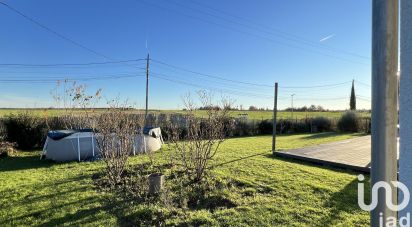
(170, 0, 370, 60)
(150, 70, 275, 95)
(0, 59, 146, 67)
(357, 95, 371, 100)
(152, 59, 358, 92)
(150, 72, 275, 99)
(136, 0, 369, 66)
(357, 97, 372, 102)
(279, 88, 355, 96)
(279, 81, 352, 89)
(294, 97, 348, 101)
(151, 59, 274, 88)
(1, 1, 370, 93)
(151, 63, 276, 94)
(0, 74, 145, 83)
(151, 73, 274, 99)
(0, 2, 112, 60)
(0, 71, 145, 80)
(0, 70, 145, 76)
(355, 80, 372, 87)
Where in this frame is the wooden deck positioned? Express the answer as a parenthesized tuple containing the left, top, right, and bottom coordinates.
(275, 136, 374, 173)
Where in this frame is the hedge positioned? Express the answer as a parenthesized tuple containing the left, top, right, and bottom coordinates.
(1, 112, 371, 150)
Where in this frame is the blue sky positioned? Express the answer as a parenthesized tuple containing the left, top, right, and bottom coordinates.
(0, 0, 372, 110)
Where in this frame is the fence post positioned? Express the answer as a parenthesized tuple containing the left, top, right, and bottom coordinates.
(272, 83, 278, 154)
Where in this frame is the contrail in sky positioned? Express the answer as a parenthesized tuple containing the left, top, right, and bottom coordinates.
(319, 34, 335, 42)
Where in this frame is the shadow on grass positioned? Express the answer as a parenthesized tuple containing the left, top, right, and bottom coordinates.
(0, 174, 91, 202)
(264, 153, 369, 225)
(263, 153, 365, 175)
(0, 171, 135, 226)
(0, 152, 159, 226)
(319, 177, 370, 226)
(211, 152, 268, 169)
(0, 154, 57, 172)
(44, 204, 109, 226)
(300, 132, 364, 140)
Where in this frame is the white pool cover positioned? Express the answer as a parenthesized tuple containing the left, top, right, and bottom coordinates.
(42, 128, 163, 162)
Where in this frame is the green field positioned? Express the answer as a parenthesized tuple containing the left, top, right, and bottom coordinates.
(0, 133, 369, 226)
(0, 108, 370, 120)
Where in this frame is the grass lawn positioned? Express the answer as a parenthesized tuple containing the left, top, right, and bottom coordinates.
(0, 108, 370, 120)
(0, 133, 370, 226)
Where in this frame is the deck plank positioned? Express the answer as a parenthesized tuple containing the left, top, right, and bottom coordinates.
(274, 136, 383, 173)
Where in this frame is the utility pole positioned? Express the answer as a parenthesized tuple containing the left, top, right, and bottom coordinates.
(291, 94, 295, 119)
(371, 0, 398, 225)
(145, 53, 150, 125)
(399, 0, 412, 216)
(272, 82, 278, 154)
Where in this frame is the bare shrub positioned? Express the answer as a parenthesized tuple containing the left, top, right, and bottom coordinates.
(94, 101, 144, 185)
(0, 140, 16, 158)
(50, 80, 101, 130)
(169, 91, 234, 183)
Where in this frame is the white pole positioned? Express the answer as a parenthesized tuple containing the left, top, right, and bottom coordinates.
(371, 0, 398, 224)
(143, 135, 147, 153)
(41, 137, 49, 160)
(77, 133, 81, 162)
(91, 133, 95, 157)
(399, 0, 412, 217)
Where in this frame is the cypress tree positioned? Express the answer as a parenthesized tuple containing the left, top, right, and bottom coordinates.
(350, 80, 356, 110)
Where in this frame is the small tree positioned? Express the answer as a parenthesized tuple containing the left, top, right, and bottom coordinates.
(94, 101, 144, 185)
(350, 80, 356, 110)
(169, 91, 233, 183)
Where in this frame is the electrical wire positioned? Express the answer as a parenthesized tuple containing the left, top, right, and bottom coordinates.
(170, 0, 370, 60)
(0, 2, 112, 60)
(279, 81, 352, 89)
(150, 70, 275, 96)
(0, 74, 144, 83)
(294, 97, 348, 101)
(150, 72, 276, 99)
(152, 59, 356, 93)
(0, 59, 146, 67)
(357, 97, 372, 102)
(152, 59, 274, 87)
(355, 80, 372, 87)
(0, 2, 145, 72)
(136, 0, 369, 66)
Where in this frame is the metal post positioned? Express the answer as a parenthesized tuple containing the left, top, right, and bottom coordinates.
(145, 53, 150, 125)
(399, 0, 412, 217)
(371, 0, 398, 225)
(272, 83, 278, 154)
